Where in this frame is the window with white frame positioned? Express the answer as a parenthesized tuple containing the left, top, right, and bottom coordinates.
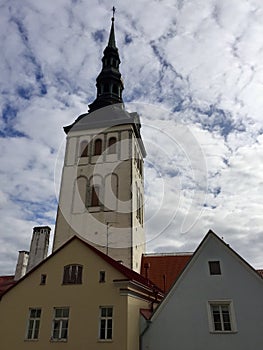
(26, 308, 41, 340)
(52, 307, 69, 341)
(208, 301, 236, 333)
(99, 307, 113, 340)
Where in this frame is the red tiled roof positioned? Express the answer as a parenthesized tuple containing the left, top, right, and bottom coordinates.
(0, 276, 16, 296)
(140, 308, 153, 320)
(141, 254, 192, 293)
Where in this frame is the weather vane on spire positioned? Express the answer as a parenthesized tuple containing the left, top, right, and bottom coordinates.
(112, 6, 116, 21)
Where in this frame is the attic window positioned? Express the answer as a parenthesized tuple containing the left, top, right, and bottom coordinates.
(63, 264, 83, 284)
(40, 274, 47, 285)
(99, 271, 106, 283)
(209, 261, 221, 275)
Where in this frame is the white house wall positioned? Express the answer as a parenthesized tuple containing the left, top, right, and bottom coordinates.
(141, 233, 263, 350)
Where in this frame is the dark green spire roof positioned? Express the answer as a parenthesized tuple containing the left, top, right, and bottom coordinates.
(108, 15, 116, 48)
(88, 11, 124, 113)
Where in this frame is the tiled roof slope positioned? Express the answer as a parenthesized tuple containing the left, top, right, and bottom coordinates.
(0, 276, 16, 297)
(141, 254, 192, 293)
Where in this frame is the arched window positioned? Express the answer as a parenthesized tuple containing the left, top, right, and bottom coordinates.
(72, 176, 87, 213)
(94, 139, 102, 155)
(105, 173, 118, 211)
(108, 137, 117, 154)
(79, 141, 88, 157)
(63, 264, 83, 284)
(112, 84, 118, 94)
(104, 83, 110, 93)
(91, 185, 100, 206)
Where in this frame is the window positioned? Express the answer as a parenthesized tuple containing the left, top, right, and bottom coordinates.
(40, 274, 47, 285)
(94, 139, 102, 155)
(208, 301, 236, 333)
(91, 185, 100, 206)
(99, 307, 113, 340)
(63, 265, 83, 284)
(104, 83, 110, 93)
(26, 308, 41, 340)
(209, 261, 221, 275)
(80, 141, 88, 157)
(112, 84, 118, 94)
(52, 308, 69, 341)
(108, 137, 117, 154)
(99, 271, 106, 283)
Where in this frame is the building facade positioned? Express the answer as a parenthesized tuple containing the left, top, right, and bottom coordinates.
(0, 236, 162, 350)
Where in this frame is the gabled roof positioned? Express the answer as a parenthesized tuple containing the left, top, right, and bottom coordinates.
(0, 235, 162, 299)
(141, 253, 192, 293)
(150, 229, 263, 321)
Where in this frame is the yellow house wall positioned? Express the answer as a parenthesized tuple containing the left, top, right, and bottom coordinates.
(0, 238, 143, 350)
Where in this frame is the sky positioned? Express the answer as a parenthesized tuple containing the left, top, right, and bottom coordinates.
(0, 0, 263, 275)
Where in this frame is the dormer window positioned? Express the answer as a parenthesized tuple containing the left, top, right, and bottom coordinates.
(63, 264, 83, 284)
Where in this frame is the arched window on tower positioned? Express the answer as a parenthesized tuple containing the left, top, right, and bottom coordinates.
(72, 176, 88, 213)
(112, 84, 118, 95)
(79, 141, 88, 157)
(105, 173, 118, 211)
(91, 185, 100, 207)
(104, 83, 110, 93)
(108, 137, 117, 154)
(94, 139, 102, 156)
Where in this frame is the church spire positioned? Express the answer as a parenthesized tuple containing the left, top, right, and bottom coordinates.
(108, 7, 116, 48)
(89, 7, 124, 113)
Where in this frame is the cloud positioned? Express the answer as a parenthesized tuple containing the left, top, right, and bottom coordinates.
(0, 0, 263, 275)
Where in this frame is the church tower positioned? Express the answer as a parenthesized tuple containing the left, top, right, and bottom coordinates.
(53, 12, 146, 272)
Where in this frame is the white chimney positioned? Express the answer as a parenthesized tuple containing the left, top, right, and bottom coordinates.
(26, 226, 51, 272)
(14, 250, 29, 281)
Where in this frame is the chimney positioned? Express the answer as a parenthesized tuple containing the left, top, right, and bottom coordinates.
(14, 250, 29, 281)
(26, 226, 51, 272)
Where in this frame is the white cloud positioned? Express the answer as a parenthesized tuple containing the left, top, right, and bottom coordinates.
(0, 0, 263, 274)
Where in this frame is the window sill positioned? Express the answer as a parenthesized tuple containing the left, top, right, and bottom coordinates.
(50, 338, 68, 342)
(88, 206, 101, 212)
(210, 330, 238, 334)
(97, 339, 113, 343)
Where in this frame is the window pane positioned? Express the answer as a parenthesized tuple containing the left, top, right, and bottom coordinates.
(101, 308, 106, 317)
(107, 308, 113, 317)
(55, 309, 62, 318)
(209, 261, 221, 275)
(33, 320, 40, 339)
(53, 320, 60, 338)
(62, 308, 69, 318)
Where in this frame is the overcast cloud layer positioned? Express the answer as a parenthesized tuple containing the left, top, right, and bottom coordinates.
(0, 0, 263, 275)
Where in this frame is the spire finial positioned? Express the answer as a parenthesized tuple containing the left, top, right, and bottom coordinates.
(112, 6, 116, 21)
